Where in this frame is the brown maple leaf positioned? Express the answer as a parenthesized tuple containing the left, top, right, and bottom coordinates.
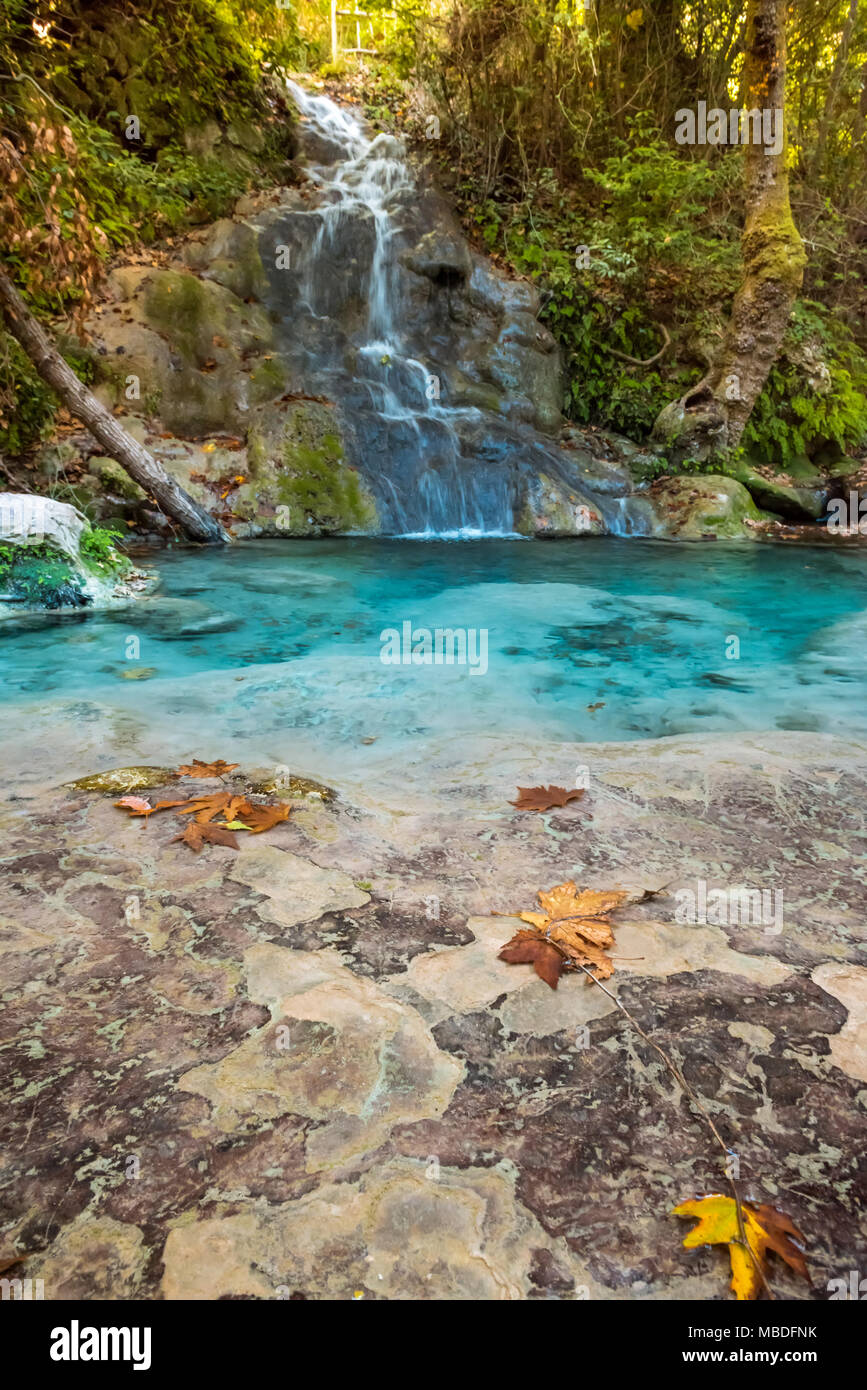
(510, 785, 586, 812)
(498, 929, 565, 988)
(176, 759, 239, 778)
(171, 792, 237, 825)
(499, 881, 629, 986)
(172, 821, 239, 853)
(229, 801, 291, 834)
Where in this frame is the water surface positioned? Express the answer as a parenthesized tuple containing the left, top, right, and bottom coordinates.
(2, 539, 866, 752)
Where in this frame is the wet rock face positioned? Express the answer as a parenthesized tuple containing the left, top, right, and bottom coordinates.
(248, 98, 586, 533)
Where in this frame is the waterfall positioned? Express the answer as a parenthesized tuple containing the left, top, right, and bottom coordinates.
(263, 82, 645, 538)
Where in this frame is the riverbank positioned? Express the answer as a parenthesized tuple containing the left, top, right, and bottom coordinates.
(1, 726, 864, 1298)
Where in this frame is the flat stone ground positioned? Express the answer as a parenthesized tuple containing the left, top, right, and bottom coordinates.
(0, 729, 865, 1300)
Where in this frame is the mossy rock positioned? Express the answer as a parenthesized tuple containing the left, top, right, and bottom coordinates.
(652, 474, 764, 539)
(184, 220, 269, 303)
(516, 472, 603, 536)
(723, 459, 826, 522)
(226, 119, 265, 154)
(276, 446, 379, 534)
(141, 270, 272, 367)
(247, 773, 336, 803)
(70, 766, 178, 793)
(88, 267, 279, 438)
(0, 545, 90, 609)
(249, 357, 287, 403)
(88, 457, 146, 501)
(239, 400, 380, 535)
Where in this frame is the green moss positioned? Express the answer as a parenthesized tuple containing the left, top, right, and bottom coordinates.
(70, 767, 178, 793)
(720, 459, 824, 522)
(142, 272, 219, 365)
(248, 357, 286, 403)
(0, 543, 90, 609)
(246, 428, 270, 482)
(277, 426, 377, 533)
(276, 457, 377, 533)
(653, 475, 762, 539)
(89, 457, 146, 501)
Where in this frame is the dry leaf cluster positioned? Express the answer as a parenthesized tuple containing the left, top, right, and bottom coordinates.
(113, 757, 289, 852)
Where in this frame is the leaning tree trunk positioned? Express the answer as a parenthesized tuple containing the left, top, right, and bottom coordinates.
(652, 0, 806, 464)
(0, 266, 228, 544)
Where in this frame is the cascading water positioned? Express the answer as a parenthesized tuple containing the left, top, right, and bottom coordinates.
(256, 82, 648, 537)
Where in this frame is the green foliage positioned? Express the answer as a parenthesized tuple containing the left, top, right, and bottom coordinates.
(462, 130, 739, 439)
(394, 0, 867, 460)
(80, 526, 126, 570)
(81, 128, 250, 246)
(0, 336, 57, 455)
(741, 304, 867, 467)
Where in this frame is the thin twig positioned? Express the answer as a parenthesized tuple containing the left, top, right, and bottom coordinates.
(573, 960, 775, 1300)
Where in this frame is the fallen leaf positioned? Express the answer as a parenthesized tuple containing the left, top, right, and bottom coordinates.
(673, 1194, 809, 1300)
(511, 785, 585, 812)
(114, 796, 155, 816)
(231, 801, 291, 834)
(172, 821, 239, 853)
(499, 880, 629, 984)
(176, 759, 239, 778)
(199, 823, 240, 849)
(173, 792, 235, 825)
(498, 930, 564, 988)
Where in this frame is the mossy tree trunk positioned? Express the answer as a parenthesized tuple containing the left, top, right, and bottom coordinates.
(0, 265, 228, 544)
(653, 0, 806, 464)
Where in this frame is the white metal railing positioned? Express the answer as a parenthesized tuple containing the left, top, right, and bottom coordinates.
(330, 2, 396, 61)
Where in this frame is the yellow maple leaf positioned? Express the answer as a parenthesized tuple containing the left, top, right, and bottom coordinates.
(673, 1194, 809, 1300)
(509, 880, 629, 981)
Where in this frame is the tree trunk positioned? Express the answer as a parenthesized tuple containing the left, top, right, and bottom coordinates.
(0, 266, 228, 544)
(652, 0, 806, 464)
